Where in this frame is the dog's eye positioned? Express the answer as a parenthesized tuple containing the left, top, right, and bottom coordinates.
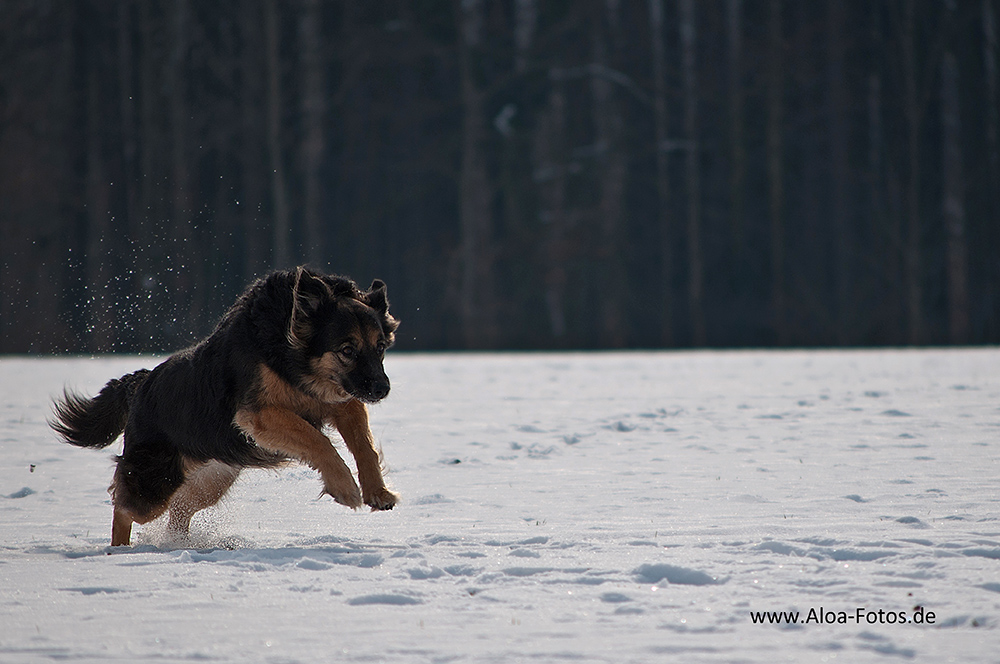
(340, 345, 356, 359)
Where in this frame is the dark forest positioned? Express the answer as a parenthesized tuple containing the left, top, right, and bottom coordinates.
(1, 0, 998, 352)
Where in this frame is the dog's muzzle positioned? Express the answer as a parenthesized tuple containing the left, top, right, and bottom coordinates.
(366, 378, 390, 402)
(341, 375, 390, 403)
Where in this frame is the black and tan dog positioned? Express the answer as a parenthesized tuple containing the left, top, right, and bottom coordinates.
(50, 267, 399, 546)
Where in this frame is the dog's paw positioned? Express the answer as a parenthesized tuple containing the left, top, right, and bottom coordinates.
(323, 481, 363, 510)
(365, 487, 399, 511)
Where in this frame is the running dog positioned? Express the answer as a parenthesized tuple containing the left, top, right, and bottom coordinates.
(50, 266, 399, 546)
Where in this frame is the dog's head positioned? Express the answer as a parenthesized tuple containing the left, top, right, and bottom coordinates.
(288, 267, 399, 404)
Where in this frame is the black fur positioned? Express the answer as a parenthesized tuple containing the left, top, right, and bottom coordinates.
(50, 267, 398, 523)
(50, 369, 151, 448)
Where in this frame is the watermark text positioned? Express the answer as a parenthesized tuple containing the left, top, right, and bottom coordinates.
(750, 606, 936, 626)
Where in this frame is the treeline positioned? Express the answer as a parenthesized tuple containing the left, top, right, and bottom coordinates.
(1, 0, 998, 352)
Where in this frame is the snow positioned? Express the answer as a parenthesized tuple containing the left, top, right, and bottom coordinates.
(1, 348, 999, 663)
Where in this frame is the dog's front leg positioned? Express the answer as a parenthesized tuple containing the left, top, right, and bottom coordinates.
(330, 399, 398, 511)
(235, 407, 362, 509)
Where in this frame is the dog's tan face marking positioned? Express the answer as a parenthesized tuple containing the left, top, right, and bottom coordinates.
(254, 364, 346, 418)
(364, 320, 385, 348)
(304, 352, 353, 404)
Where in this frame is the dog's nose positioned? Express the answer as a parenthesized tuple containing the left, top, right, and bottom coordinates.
(369, 378, 390, 401)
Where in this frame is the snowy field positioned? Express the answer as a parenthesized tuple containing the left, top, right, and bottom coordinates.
(1, 349, 999, 663)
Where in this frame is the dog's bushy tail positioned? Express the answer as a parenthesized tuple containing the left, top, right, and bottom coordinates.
(50, 369, 151, 448)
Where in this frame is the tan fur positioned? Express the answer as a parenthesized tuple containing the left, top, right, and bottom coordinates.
(167, 460, 241, 536)
(109, 466, 171, 546)
(112, 507, 134, 547)
(330, 399, 399, 510)
(234, 363, 397, 510)
(301, 353, 353, 404)
(235, 405, 362, 508)
(110, 459, 243, 546)
(365, 324, 384, 348)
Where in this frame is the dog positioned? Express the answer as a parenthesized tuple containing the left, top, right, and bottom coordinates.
(50, 266, 399, 546)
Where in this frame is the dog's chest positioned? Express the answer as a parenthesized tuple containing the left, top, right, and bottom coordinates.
(254, 363, 336, 422)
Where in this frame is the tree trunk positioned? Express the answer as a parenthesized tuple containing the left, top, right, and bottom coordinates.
(26, 5, 78, 352)
(727, 0, 746, 253)
(903, 2, 924, 344)
(867, 8, 895, 340)
(117, 0, 141, 326)
(767, 0, 787, 345)
(265, 0, 292, 269)
(136, 0, 163, 348)
(871, 2, 905, 342)
(138, 0, 157, 234)
(525, 2, 568, 342)
(827, 0, 849, 344)
(514, 0, 537, 73)
(941, 26, 969, 343)
(649, 0, 673, 346)
(300, 0, 326, 267)
(167, 0, 197, 337)
(534, 76, 568, 340)
(679, 0, 705, 346)
(986, 0, 999, 191)
(86, 34, 115, 351)
(983, 0, 999, 339)
(240, 0, 268, 280)
(591, 0, 627, 347)
(456, 0, 495, 348)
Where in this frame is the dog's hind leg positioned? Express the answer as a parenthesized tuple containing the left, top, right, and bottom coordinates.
(331, 399, 398, 511)
(108, 491, 170, 546)
(108, 480, 171, 547)
(167, 460, 241, 536)
(110, 502, 171, 546)
(112, 507, 133, 547)
(108, 440, 183, 546)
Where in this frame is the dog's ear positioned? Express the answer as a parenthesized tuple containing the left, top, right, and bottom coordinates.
(366, 279, 399, 338)
(366, 279, 388, 314)
(288, 267, 331, 349)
